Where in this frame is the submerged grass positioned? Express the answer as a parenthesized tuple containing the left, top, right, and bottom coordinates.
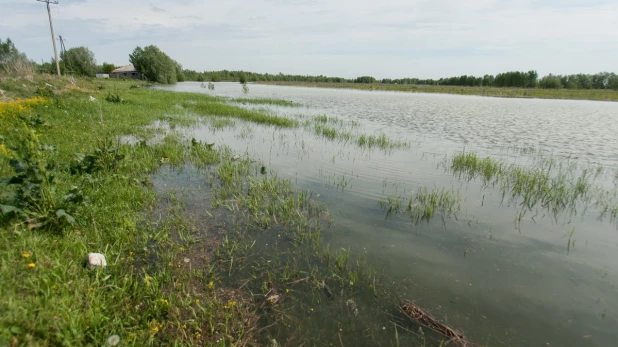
(309, 116, 409, 150)
(379, 187, 461, 225)
(0, 76, 302, 345)
(0, 76, 440, 346)
(447, 152, 601, 225)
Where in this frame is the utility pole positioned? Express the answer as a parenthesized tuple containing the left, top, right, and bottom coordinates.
(37, 0, 60, 76)
(58, 35, 73, 75)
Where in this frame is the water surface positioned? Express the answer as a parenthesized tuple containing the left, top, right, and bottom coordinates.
(154, 82, 618, 346)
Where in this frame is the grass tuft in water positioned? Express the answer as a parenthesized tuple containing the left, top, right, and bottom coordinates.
(231, 97, 303, 107)
(448, 152, 598, 224)
(379, 187, 461, 224)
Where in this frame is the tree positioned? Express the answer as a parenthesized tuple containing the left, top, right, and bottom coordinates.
(129, 45, 181, 84)
(238, 71, 247, 84)
(354, 76, 376, 83)
(101, 62, 116, 74)
(60, 46, 96, 76)
(0, 38, 33, 75)
(539, 74, 563, 89)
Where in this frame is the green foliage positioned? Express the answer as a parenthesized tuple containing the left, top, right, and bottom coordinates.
(101, 62, 116, 74)
(35, 86, 54, 98)
(0, 129, 84, 231)
(0, 37, 34, 75)
(354, 76, 376, 83)
(181, 68, 617, 91)
(539, 74, 563, 89)
(60, 46, 97, 77)
(239, 72, 248, 84)
(105, 93, 123, 103)
(70, 139, 124, 175)
(129, 45, 183, 84)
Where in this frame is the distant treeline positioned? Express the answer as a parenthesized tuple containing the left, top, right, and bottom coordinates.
(183, 69, 618, 90)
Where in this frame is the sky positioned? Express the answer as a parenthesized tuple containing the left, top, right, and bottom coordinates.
(1, 0, 617, 79)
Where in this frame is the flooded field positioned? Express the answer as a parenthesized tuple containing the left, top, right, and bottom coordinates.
(153, 82, 618, 346)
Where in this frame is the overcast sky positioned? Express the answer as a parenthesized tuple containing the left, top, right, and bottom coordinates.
(1, 0, 617, 79)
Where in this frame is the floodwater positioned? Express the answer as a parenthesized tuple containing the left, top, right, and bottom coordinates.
(154, 82, 618, 346)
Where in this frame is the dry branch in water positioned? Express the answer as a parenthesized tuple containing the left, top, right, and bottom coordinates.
(400, 300, 471, 346)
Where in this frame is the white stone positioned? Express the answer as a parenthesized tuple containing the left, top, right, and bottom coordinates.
(87, 253, 107, 268)
(106, 335, 120, 346)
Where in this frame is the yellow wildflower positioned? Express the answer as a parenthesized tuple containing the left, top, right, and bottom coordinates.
(22, 253, 30, 258)
(208, 281, 214, 289)
(151, 326, 159, 333)
(28, 263, 35, 268)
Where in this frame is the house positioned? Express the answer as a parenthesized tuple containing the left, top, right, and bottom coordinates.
(95, 73, 109, 78)
(110, 65, 142, 79)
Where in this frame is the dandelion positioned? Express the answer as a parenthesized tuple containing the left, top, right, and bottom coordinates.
(151, 326, 159, 333)
(28, 263, 35, 268)
(195, 299, 200, 304)
(195, 333, 202, 338)
(208, 281, 214, 289)
(22, 253, 30, 258)
(129, 251, 134, 256)
(285, 289, 289, 293)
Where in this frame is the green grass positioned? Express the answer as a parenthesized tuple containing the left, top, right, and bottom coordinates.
(230, 97, 303, 107)
(0, 76, 434, 346)
(258, 81, 618, 102)
(448, 152, 597, 223)
(308, 116, 408, 150)
(0, 76, 301, 345)
(379, 188, 461, 224)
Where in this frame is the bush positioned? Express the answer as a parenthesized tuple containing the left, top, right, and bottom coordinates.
(105, 93, 122, 103)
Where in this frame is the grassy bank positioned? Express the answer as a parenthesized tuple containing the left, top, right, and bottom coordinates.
(0, 76, 444, 346)
(257, 81, 618, 102)
(0, 76, 274, 345)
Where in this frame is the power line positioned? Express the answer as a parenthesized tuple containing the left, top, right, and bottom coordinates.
(37, 0, 60, 76)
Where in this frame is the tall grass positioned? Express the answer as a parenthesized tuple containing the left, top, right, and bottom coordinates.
(448, 152, 596, 222)
(379, 187, 461, 224)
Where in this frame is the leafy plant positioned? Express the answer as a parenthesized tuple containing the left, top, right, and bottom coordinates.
(105, 93, 123, 103)
(35, 86, 54, 98)
(71, 138, 124, 174)
(0, 129, 85, 231)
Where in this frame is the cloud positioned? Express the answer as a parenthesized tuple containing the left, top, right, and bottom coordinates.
(1, 0, 617, 78)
